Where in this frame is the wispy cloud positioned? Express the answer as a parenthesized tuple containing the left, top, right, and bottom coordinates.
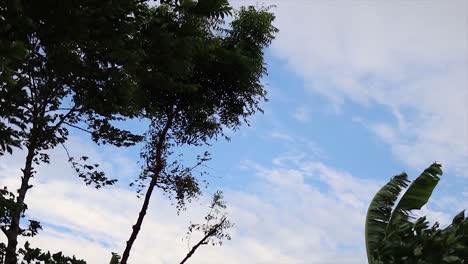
(1, 134, 458, 263)
(0, 137, 373, 263)
(268, 131, 295, 142)
(1, 2, 466, 263)
(270, 0, 468, 175)
(293, 106, 312, 123)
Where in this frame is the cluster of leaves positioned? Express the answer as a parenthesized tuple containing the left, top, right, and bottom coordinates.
(1, 187, 42, 237)
(377, 211, 467, 263)
(67, 156, 116, 189)
(135, 4, 278, 142)
(0, 0, 146, 156)
(109, 253, 121, 264)
(365, 163, 468, 264)
(179, 191, 233, 264)
(136, 133, 211, 211)
(186, 191, 233, 247)
(0, 187, 17, 229)
(17, 242, 86, 264)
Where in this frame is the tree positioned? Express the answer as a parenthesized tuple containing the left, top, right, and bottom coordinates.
(365, 163, 467, 263)
(1, 0, 149, 262)
(119, 2, 278, 263)
(1, 0, 277, 263)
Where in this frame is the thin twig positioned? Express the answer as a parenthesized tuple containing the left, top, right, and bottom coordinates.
(60, 143, 80, 176)
(63, 122, 93, 134)
(49, 105, 79, 133)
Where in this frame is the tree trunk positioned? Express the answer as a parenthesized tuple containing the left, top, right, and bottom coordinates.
(120, 169, 161, 264)
(4, 137, 38, 264)
(4, 235, 19, 264)
(120, 112, 175, 264)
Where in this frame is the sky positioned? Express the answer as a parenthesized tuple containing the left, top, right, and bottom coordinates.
(1, 1, 467, 263)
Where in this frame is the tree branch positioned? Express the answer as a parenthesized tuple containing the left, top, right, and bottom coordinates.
(48, 105, 79, 133)
(61, 143, 73, 161)
(45, 107, 82, 113)
(61, 143, 82, 179)
(120, 109, 177, 264)
(63, 122, 93, 134)
(179, 218, 226, 264)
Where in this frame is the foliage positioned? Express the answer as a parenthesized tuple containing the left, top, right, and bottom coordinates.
(0, 0, 150, 261)
(375, 211, 467, 263)
(109, 253, 121, 264)
(188, 191, 233, 246)
(0, 0, 146, 157)
(365, 163, 468, 263)
(1, 0, 277, 262)
(0, 242, 86, 264)
(18, 242, 87, 264)
(180, 191, 233, 264)
(1, 187, 42, 238)
(119, 2, 277, 263)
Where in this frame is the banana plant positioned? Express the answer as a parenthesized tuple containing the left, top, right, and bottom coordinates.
(365, 163, 443, 263)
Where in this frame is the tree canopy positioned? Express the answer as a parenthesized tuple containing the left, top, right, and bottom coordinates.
(0, 0, 278, 263)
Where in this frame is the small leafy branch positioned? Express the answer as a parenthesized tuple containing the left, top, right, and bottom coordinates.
(180, 190, 234, 264)
(18, 241, 86, 264)
(62, 143, 117, 189)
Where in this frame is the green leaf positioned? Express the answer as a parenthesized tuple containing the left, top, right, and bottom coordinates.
(451, 210, 465, 225)
(387, 163, 442, 230)
(442, 255, 460, 263)
(365, 173, 409, 264)
(6, 145, 12, 154)
(110, 252, 121, 264)
(414, 245, 423, 256)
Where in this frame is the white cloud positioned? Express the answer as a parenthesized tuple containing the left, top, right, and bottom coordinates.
(0, 135, 459, 263)
(2, 2, 466, 262)
(370, 123, 396, 143)
(293, 106, 312, 123)
(268, 131, 294, 142)
(269, 0, 468, 175)
(0, 136, 382, 264)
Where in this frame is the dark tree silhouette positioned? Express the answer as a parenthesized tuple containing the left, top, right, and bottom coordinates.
(0, 0, 277, 263)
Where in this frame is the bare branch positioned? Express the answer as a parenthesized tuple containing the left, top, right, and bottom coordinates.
(61, 143, 82, 178)
(49, 105, 79, 133)
(45, 107, 82, 113)
(63, 122, 93, 134)
(60, 143, 72, 161)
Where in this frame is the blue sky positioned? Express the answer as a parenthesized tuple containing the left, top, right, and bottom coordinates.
(1, 1, 467, 263)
